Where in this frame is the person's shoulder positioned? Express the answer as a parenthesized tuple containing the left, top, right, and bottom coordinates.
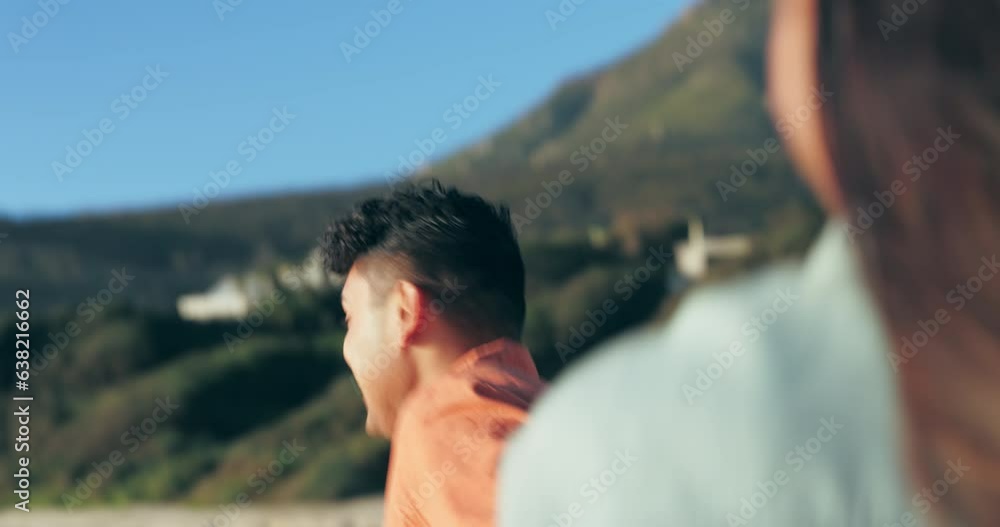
(398, 370, 533, 450)
(502, 263, 800, 465)
(526, 262, 801, 419)
(500, 224, 917, 524)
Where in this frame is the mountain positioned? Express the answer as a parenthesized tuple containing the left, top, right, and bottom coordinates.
(1, 0, 820, 314)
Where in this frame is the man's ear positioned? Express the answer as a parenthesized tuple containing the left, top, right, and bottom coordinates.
(393, 280, 428, 349)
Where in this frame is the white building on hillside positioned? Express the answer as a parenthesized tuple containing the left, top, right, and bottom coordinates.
(674, 218, 753, 282)
(177, 274, 275, 322)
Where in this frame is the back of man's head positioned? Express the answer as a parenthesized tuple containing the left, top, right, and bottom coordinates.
(322, 179, 525, 341)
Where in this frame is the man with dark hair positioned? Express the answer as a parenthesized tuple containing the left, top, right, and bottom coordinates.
(322, 179, 544, 526)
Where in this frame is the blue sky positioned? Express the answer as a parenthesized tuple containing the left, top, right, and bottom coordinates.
(1, 0, 689, 218)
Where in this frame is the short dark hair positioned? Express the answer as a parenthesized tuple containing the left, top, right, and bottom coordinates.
(322, 180, 525, 340)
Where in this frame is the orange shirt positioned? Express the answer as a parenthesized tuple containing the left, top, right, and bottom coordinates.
(384, 338, 545, 527)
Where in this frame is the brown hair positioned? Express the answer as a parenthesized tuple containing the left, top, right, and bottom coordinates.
(816, 0, 1000, 524)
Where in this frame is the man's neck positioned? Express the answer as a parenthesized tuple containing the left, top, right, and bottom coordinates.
(411, 336, 473, 388)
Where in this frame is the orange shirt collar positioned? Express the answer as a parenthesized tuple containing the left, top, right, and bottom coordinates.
(450, 337, 535, 376)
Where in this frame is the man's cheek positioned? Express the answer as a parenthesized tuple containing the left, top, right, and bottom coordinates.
(342, 330, 360, 368)
(341, 343, 352, 370)
(343, 354, 356, 375)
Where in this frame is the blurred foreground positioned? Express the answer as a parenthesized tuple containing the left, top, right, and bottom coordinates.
(0, 496, 383, 527)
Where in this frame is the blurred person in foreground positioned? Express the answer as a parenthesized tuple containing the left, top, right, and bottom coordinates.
(324, 181, 545, 526)
(500, 0, 999, 525)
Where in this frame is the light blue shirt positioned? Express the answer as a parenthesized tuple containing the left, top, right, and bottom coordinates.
(500, 223, 920, 526)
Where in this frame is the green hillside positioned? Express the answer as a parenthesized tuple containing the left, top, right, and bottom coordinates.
(1, 235, 672, 506)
